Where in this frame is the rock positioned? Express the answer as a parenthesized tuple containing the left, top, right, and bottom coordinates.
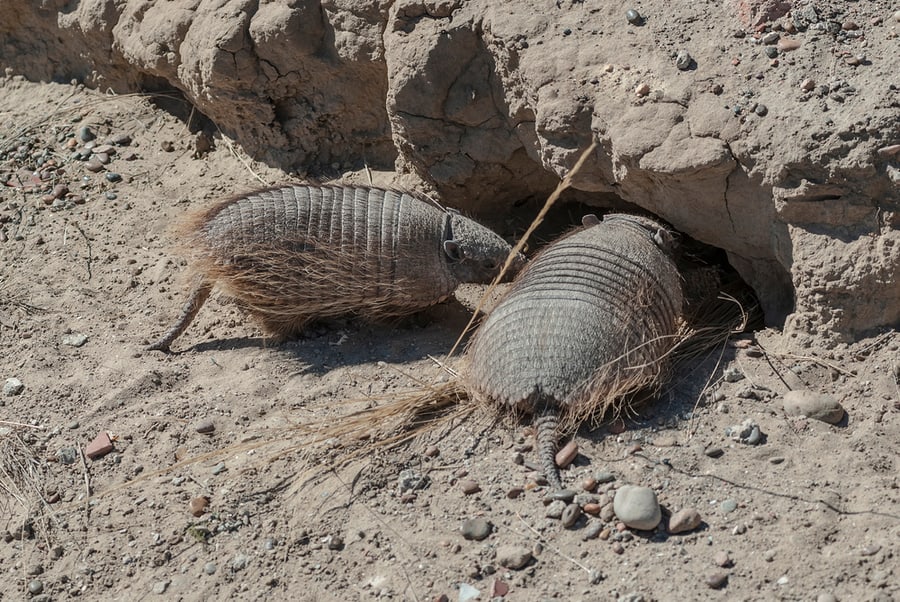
(625, 9, 642, 25)
(782, 390, 845, 424)
(57, 447, 78, 465)
(723, 367, 744, 382)
(583, 503, 602, 515)
(152, 580, 170, 594)
(582, 521, 603, 540)
(545, 500, 566, 519)
(635, 83, 651, 97)
(720, 499, 737, 513)
(507, 486, 523, 499)
(544, 488, 576, 503)
(777, 38, 801, 51)
(194, 419, 216, 434)
(817, 594, 838, 602)
(211, 462, 227, 475)
(3, 378, 24, 396)
(27, 579, 44, 595)
(495, 544, 532, 570)
(668, 508, 702, 534)
(189, 496, 209, 517)
(705, 571, 728, 589)
(62, 333, 88, 347)
(105, 172, 122, 183)
(424, 445, 439, 457)
(85, 431, 113, 460)
(555, 440, 578, 468)
(704, 446, 724, 458)
(204, 562, 217, 575)
(78, 126, 95, 142)
(726, 419, 763, 445)
(561, 503, 582, 528)
(459, 479, 481, 495)
(490, 579, 509, 597)
(800, 78, 816, 91)
(595, 471, 616, 484)
(714, 550, 733, 567)
(458, 583, 480, 602)
(460, 518, 492, 541)
(675, 50, 693, 70)
(398, 469, 429, 492)
(613, 485, 661, 530)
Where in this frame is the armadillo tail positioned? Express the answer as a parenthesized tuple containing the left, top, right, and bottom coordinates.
(534, 402, 564, 491)
(147, 280, 213, 352)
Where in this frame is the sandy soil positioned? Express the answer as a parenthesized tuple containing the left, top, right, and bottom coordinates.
(1, 77, 898, 602)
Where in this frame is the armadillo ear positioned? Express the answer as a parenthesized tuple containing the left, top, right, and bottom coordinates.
(582, 214, 601, 227)
(443, 240, 463, 261)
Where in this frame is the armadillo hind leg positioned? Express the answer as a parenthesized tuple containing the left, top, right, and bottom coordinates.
(534, 405, 565, 491)
(146, 281, 213, 352)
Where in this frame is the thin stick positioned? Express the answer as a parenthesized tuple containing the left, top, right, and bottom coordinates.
(0, 420, 43, 430)
(444, 141, 598, 362)
(514, 512, 594, 574)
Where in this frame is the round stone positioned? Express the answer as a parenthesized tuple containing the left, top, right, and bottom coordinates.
(460, 518, 492, 541)
(625, 9, 642, 25)
(561, 503, 582, 528)
(675, 50, 693, 70)
(782, 390, 845, 424)
(3, 377, 24, 396)
(27, 580, 44, 595)
(668, 507, 703, 534)
(613, 485, 661, 530)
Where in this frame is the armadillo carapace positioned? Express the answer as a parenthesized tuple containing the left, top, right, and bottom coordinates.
(147, 184, 524, 351)
(466, 213, 684, 490)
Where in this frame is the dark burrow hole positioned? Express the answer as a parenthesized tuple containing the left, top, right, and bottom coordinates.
(137, 75, 218, 141)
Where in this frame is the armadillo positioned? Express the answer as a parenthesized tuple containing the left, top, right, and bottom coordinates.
(147, 184, 524, 351)
(465, 213, 684, 490)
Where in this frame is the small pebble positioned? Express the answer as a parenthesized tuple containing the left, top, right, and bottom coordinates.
(204, 562, 217, 575)
(595, 471, 615, 484)
(723, 367, 744, 382)
(613, 485, 661, 530)
(109, 132, 132, 146)
(782, 390, 845, 424)
(555, 440, 578, 468)
(754, 104, 768, 116)
(85, 157, 104, 172)
(85, 431, 114, 460)
(675, 50, 693, 70)
(161, 140, 175, 152)
(28, 579, 44, 595)
(859, 544, 881, 556)
(496, 545, 532, 570)
(761, 32, 780, 44)
(545, 500, 566, 519)
(458, 584, 479, 602)
(582, 521, 603, 540)
(635, 83, 651, 97)
(721, 499, 738, 513)
(668, 508, 703, 534)
(561, 503, 582, 528)
(714, 550, 733, 567)
(398, 469, 428, 492)
(194, 419, 216, 434)
(817, 594, 838, 602)
(842, 20, 859, 30)
(78, 126, 95, 142)
(611, 542, 625, 554)
(764, 47, 778, 58)
(582, 477, 598, 492)
(490, 579, 509, 597)
(3, 377, 24, 396)
(211, 462, 227, 475)
(105, 172, 122, 183)
(424, 445, 439, 458)
(57, 447, 78, 464)
(189, 496, 209, 517)
(801, 78, 816, 91)
(583, 503, 602, 515)
(705, 571, 728, 589)
(152, 580, 170, 595)
(545, 489, 576, 503)
(625, 9, 642, 25)
(769, 456, 785, 464)
(507, 487, 524, 499)
(460, 479, 481, 495)
(704, 446, 724, 458)
(763, 549, 776, 561)
(460, 518, 492, 541)
(62, 333, 88, 347)
(726, 419, 762, 445)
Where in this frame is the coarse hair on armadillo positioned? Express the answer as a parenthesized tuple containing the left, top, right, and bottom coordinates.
(462, 213, 686, 488)
(148, 183, 524, 351)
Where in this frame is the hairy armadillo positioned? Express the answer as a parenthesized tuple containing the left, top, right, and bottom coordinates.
(465, 213, 684, 490)
(147, 184, 524, 351)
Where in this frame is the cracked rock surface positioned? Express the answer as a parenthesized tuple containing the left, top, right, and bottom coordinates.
(2, 0, 898, 340)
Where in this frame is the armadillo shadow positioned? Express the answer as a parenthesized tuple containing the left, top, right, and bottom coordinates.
(181, 297, 480, 374)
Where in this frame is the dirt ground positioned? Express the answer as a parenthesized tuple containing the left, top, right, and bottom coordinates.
(1, 76, 898, 602)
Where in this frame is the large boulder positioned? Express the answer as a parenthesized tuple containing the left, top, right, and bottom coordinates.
(2, 0, 897, 344)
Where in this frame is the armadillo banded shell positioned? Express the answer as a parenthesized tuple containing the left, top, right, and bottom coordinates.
(188, 185, 458, 333)
(467, 216, 684, 414)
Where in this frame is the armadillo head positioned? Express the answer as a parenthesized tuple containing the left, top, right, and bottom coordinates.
(443, 212, 526, 284)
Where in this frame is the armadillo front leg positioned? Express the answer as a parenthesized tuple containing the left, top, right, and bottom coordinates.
(534, 405, 564, 491)
(147, 281, 212, 352)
